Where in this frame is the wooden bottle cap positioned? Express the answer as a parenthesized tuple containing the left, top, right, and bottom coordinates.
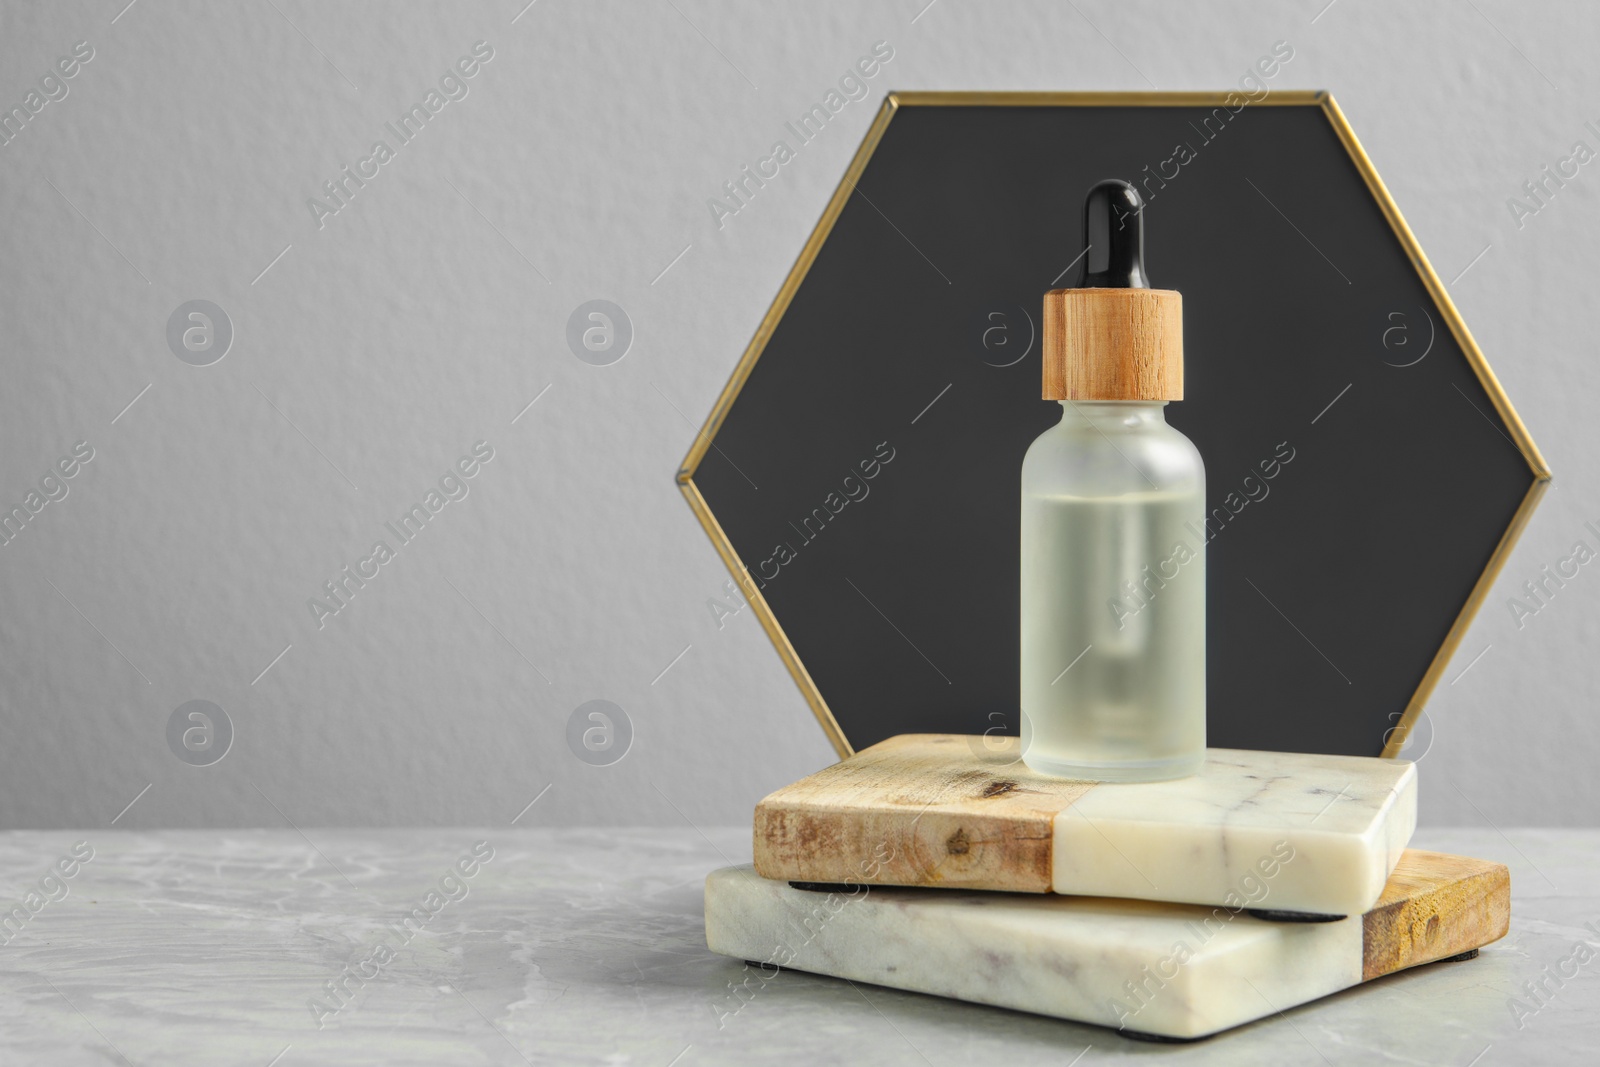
(1043, 179, 1183, 401)
(1041, 287, 1183, 401)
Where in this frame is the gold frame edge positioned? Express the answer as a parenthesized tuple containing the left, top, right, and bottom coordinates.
(677, 90, 1550, 763)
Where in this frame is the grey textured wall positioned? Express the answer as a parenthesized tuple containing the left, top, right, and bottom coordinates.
(0, 0, 1594, 829)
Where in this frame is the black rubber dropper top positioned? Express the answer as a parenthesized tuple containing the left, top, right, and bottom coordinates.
(1078, 179, 1149, 289)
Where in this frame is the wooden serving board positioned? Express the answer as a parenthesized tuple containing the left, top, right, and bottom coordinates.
(706, 849, 1509, 1040)
(754, 733, 1418, 915)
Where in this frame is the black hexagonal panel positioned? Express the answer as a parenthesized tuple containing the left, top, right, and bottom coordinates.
(684, 93, 1547, 759)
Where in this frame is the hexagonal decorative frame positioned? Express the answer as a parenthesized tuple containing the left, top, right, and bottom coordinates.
(678, 91, 1549, 761)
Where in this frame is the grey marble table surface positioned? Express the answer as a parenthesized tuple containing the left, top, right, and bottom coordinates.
(0, 826, 1593, 1066)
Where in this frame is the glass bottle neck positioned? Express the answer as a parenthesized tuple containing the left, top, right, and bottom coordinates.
(1056, 400, 1169, 430)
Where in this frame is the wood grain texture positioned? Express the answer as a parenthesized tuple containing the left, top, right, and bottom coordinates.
(753, 733, 1417, 912)
(1041, 287, 1183, 401)
(1362, 849, 1510, 980)
(708, 848, 1510, 1039)
(753, 734, 1092, 891)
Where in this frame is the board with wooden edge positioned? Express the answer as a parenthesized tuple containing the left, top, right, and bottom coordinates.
(705, 848, 1509, 1040)
(753, 733, 1417, 915)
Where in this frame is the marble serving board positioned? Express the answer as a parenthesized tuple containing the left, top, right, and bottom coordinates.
(755, 734, 1416, 915)
(706, 849, 1509, 1041)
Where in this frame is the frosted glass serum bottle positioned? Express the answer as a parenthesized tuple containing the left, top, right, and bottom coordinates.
(1020, 180, 1206, 782)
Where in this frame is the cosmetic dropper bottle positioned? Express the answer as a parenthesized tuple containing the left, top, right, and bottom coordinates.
(1019, 179, 1206, 782)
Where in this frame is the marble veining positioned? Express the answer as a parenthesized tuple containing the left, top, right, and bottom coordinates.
(1052, 748, 1417, 914)
(706, 864, 1365, 1038)
(0, 828, 1591, 1065)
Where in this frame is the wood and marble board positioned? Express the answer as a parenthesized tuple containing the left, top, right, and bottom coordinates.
(706, 849, 1509, 1040)
(754, 734, 1416, 916)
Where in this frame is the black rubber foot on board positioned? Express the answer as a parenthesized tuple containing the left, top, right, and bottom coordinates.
(1120, 1029, 1203, 1043)
(1246, 908, 1346, 923)
(1439, 948, 1480, 963)
(789, 881, 854, 893)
